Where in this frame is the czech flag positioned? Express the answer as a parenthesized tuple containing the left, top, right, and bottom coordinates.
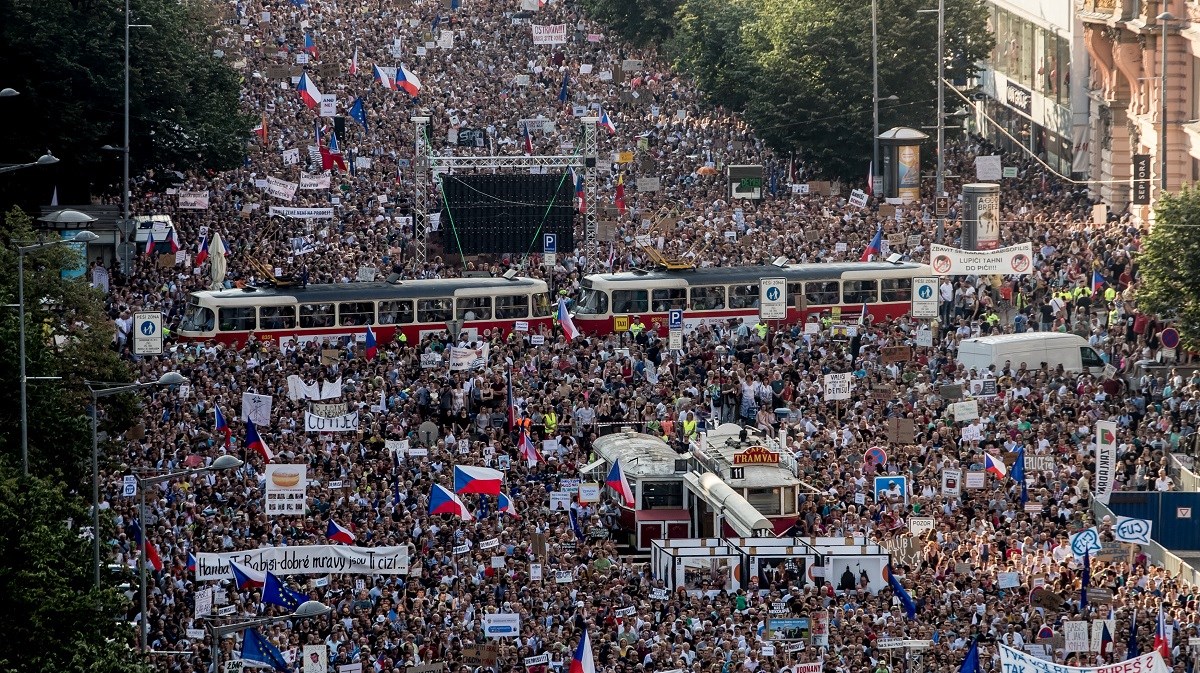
(860, 227, 882, 262)
(253, 111, 268, 146)
(303, 31, 318, 58)
(196, 231, 210, 266)
(430, 484, 474, 520)
(349, 46, 358, 76)
(1155, 607, 1171, 662)
(373, 64, 393, 90)
(454, 465, 504, 496)
(187, 553, 197, 573)
(599, 108, 616, 135)
(326, 520, 356, 545)
(984, 453, 1007, 478)
(1092, 270, 1105, 294)
(396, 65, 422, 96)
(245, 417, 273, 463)
(364, 324, 377, 361)
(131, 520, 163, 572)
(606, 458, 635, 507)
(144, 232, 156, 256)
(573, 169, 586, 213)
(229, 559, 266, 589)
(557, 298, 579, 341)
(263, 571, 307, 610)
(570, 628, 596, 673)
(168, 227, 181, 254)
(518, 429, 542, 465)
(1100, 621, 1113, 662)
(523, 122, 533, 156)
(214, 405, 231, 449)
(498, 492, 520, 518)
(297, 72, 322, 109)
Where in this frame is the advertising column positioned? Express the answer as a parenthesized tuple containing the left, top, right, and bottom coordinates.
(896, 144, 921, 204)
(961, 183, 1001, 251)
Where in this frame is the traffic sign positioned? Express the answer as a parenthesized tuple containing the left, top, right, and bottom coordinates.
(760, 278, 786, 320)
(133, 311, 163, 355)
(911, 277, 938, 319)
(543, 233, 557, 254)
(668, 329, 682, 351)
(935, 196, 950, 217)
(1161, 327, 1180, 350)
(668, 309, 683, 330)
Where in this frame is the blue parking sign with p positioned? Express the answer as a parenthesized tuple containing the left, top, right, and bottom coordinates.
(668, 309, 683, 330)
(543, 233, 557, 253)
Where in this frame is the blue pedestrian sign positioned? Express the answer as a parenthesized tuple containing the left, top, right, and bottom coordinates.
(759, 278, 786, 320)
(543, 233, 557, 254)
(917, 284, 934, 300)
(668, 309, 683, 330)
(133, 311, 163, 355)
(765, 286, 781, 302)
(911, 277, 938, 319)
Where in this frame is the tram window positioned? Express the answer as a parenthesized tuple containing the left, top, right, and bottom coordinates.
(299, 303, 335, 328)
(842, 279, 878, 304)
(456, 296, 492, 321)
(218, 306, 256, 332)
(182, 302, 215, 332)
(782, 486, 797, 515)
(689, 285, 725, 311)
(338, 302, 376, 326)
(641, 481, 683, 509)
(881, 277, 912, 302)
(746, 487, 782, 516)
(804, 281, 840, 305)
(532, 292, 552, 317)
(417, 298, 453, 323)
(575, 289, 609, 315)
(258, 306, 296, 330)
(729, 284, 760, 309)
(787, 283, 804, 308)
(495, 294, 529, 319)
(612, 289, 648, 314)
(651, 288, 686, 312)
(378, 300, 414, 325)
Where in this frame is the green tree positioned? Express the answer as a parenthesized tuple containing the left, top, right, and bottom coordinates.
(0, 0, 250, 209)
(1137, 186, 1200, 348)
(583, 0, 680, 48)
(666, 0, 758, 111)
(0, 464, 147, 673)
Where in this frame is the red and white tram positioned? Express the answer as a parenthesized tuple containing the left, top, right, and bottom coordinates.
(177, 276, 554, 345)
(573, 262, 932, 335)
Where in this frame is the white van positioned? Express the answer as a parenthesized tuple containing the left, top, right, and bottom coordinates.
(956, 333, 1115, 378)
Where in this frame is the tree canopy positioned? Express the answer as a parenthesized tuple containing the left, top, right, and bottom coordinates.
(0, 0, 249, 209)
(1137, 187, 1200, 348)
(592, 0, 995, 179)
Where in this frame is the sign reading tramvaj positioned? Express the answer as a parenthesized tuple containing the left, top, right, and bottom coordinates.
(305, 410, 360, 432)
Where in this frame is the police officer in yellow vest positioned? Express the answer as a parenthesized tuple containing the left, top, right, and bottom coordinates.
(629, 315, 646, 337)
(754, 320, 768, 339)
(543, 409, 558, 436)
(1103, 285, 1117, 304)
(682, 411, 698, 442)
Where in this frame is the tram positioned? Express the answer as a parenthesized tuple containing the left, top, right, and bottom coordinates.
(573, 261, 933, 335)
(177, 276, 554, 345)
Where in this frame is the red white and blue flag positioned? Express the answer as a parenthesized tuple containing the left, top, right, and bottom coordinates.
(303, 32, 318, 58)
(430, 484, 474, 520)
(984, 453, 1007, 478)
(396, 65, 422, 96)
(453, 465, 504, 496)
(326, 520, 356, 545)
(245, 418, 273, 463)
(196, 231, 210, 266)
(860, 227, 882, 262)
(570, 628, 596, 673)
(606, 458, 635, 507)
(523, 122, 534, 156)
(557, 298, 579, 341)
(498, 492, 520, 518)
(229, 559, 266, 589)
(373, 64, 393, 90)
(573, 168, 586, 213)
(1155, 607, 1171, 662)
(130, 520, 163, 572)
(518, 429, 542, 465)
(364, 324, 377, 361)
(349, 46, 358, 75)
(214, 405, 231, 449)
(1092, 270, 1105, 294)
(297, 72, 322, 109)
(599, 108, 616, 135)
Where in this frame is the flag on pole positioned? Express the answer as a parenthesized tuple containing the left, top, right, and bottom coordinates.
(303, 31, 318, 58)
(599, 107, 616, 134)
(984, 453, 1007, 478)
(557, 72, 569, 104)
(860, 226, 882, 262)
(866, 161, 874, 196)
(245, 418, 273, 463)
(214, 404, 231, 448)
(395, 65, 422, 96)
(348, 97, 368, 130)
(1127, 609, 1139, 659)
(373, 64, 393, 90)
(254, 112, 268, 146)
(557, 298, 579, 341)
(1154, 607, 1171, 663)
(241, 629, 290, 672)
(615, 174, 626, 217)
(297, 72, 322, 109)
(326, 520, 356, 544)
(364, 324, 377, 360)
(569, 628, 596, 673)
(1080, 552, 1090, 613)
(320, 132, 347, 171)
(518, 429, 542, 465)
(958, 639, 980, 673)
(886, 564, 916, 619)
(506, 366, 516, 431)
(349, 46, 358, 75)
(1092, 270, 1105, 294)
(606, 459, 634, 507)
(523, 122, 533, 156)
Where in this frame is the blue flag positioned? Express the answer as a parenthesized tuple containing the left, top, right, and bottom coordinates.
(348, 97, 368, 131)
(887, 565, 916, 620)
(959, 639, 980, 673)
(557, 72, 569, 103)
(1080, 552, 1090, 614)
(262, 571, 307, 611)
(1013, 445, 1028, 505)
(1127, 609, 1139, 659)
(568, 508, 585, 541)
(241, 629, 290, 671)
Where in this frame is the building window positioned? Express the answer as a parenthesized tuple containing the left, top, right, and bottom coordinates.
(746, 488, 782, 516)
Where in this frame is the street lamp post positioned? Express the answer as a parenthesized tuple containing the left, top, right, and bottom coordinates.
(0, 153, 59, 176)
(919, 0, 947, 242)
(208, 601, 331, 671)
(85, 371, 188, 591)
(136, 454, 243, 654)
(1158, 12, 1175, 193)
(872, 0, 880, 174)
(16, 230, 99, 476)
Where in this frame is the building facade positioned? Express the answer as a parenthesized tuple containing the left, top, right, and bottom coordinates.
(1078, 0, 1195, 216)
(976, 0, 1091, 179)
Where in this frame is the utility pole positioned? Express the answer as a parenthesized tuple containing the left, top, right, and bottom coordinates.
(935, 0, 946, 243)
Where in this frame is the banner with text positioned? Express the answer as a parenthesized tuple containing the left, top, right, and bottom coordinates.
(305, 410, 360, 432)
(1094, 420, 1118, 504)
(999, 644, 1167, 673)
(928, 242, 1033, 276)
(178, 191, 211, 209)
(195, 545, 410, 580)
(266, 176, 300, 201)
(531, 24, 568, 44)
(300, 173, 332, 190)
(269, 206, 335, 219)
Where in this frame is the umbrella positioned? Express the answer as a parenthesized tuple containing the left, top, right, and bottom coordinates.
(696, 166, 717, 176)
(209, 231, 227, 291)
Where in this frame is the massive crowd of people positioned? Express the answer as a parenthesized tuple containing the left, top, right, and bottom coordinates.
(85, 1, 1200, 673)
